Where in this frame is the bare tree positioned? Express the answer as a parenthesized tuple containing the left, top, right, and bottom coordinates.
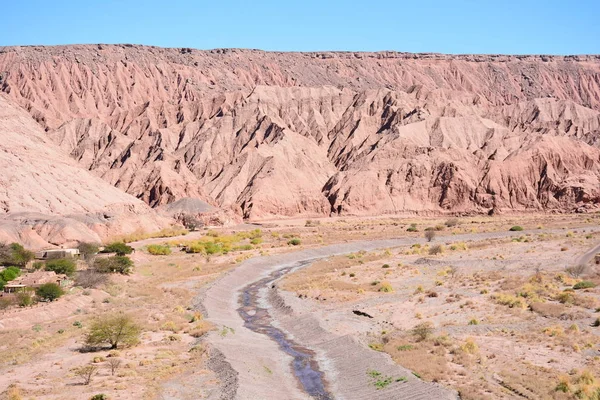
(181, 214, 203, 231)
(72, 364, 98, 385)
(449, 265, 459, 279)
(106, 358, 122, 376)
(75, 270, 109, 289)
(424, 230, 436, 242)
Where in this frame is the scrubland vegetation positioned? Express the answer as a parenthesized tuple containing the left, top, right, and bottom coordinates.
(2, 213, 600, 398)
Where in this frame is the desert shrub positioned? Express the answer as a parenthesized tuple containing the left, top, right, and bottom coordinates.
(147, 244, 171, 255)
(555, 376, 570, 393)
(90, 395, 108, 400)
(204, 242, 222, 254)
(428, 244, 444, 255)
(0, 297, 14, 309)
(78, 242, 100, 262)
(573, 281, 596, 290)
(250, 237, 262, 245)
(379, 281, 394, 293)
(93, 256, 133, 275)
(75, 270, 109, 288)
(0, 266, 21, 282)
(509, 226, 524, 231)
(6, 384, 23, 400)
(556, 291, 575, 304)
(36, 283, 64, 301)
(411, 322, 434, 341)
(407, 223, 418, 232)
(460, 337, 479, 354)
(101, 242, 134, 256)
(32, 261, 45, 270)
(445, 218, 459, 227)
(185, 243, 205, 253)
(72, 364, 98, 385)
(305, 219, 321, 227)
(16, 291, 34, 307)
(368, 343, 384, 351)
(493, 293, 526, 309)
(45, 258, 76, 276)
(85, 313, 141, 349)
(288, 238, 301, 246)
(382, 264, 390, 269)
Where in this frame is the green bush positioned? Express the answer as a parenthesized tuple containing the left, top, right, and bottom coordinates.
(509, 226, 524, 232)
(16, 291, 34, 307)
(93, 256, 133, 275)
(0, 266, 21, 282)
(573, 281, 596, 290)
(90, 395, 109, 400)
(147, 244, 171, 255)
(102, 242, 134, 256)
(36, 283, 64, 301)
(287, 238, 301, 246)
(407, 223, 418, 232)
(32, 261, 45, 270)
(45, 259, 77, 276)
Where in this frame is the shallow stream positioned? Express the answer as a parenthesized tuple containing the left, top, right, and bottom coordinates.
(237, 261, 332, 400)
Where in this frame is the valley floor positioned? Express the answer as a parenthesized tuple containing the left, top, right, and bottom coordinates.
(1, 214, 600, 399)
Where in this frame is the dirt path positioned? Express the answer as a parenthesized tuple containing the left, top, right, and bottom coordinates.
(164, 226, 600, 399)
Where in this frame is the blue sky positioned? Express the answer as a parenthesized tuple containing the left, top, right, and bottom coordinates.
(2, 0, 598, 54)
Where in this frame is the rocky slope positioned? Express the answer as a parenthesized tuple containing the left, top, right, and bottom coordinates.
(1, 45, 599, 218)
(0, 93, 168, 249)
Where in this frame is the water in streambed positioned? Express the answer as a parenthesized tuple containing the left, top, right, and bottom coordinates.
(237, 261, 332, 400)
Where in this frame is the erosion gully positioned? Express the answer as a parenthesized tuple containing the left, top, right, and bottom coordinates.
(237, 261, 332, 400)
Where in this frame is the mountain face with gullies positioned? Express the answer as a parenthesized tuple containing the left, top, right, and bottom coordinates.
(0, 44, 599, 232)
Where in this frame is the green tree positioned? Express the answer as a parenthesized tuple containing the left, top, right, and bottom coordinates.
(9, 243, 34, 267)
(93, 256, 133, 274)
(85, 314, 141, 349)
(36, 283, 64, 301)
(0, 243, 34, 267)
(102, 242, 134, 256)
(45, 258, 77, 276)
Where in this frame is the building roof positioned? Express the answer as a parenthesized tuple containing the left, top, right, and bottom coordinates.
(13, 270, 67, 286)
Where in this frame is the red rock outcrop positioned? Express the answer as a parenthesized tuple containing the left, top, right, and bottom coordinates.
(0, 45, 599, 218)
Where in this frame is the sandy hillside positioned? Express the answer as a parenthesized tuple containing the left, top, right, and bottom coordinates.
(0, 93, 169, 249)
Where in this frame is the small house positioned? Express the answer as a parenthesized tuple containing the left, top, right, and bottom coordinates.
(35, 248, 80, 260)
(2, 283, 26, 294)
